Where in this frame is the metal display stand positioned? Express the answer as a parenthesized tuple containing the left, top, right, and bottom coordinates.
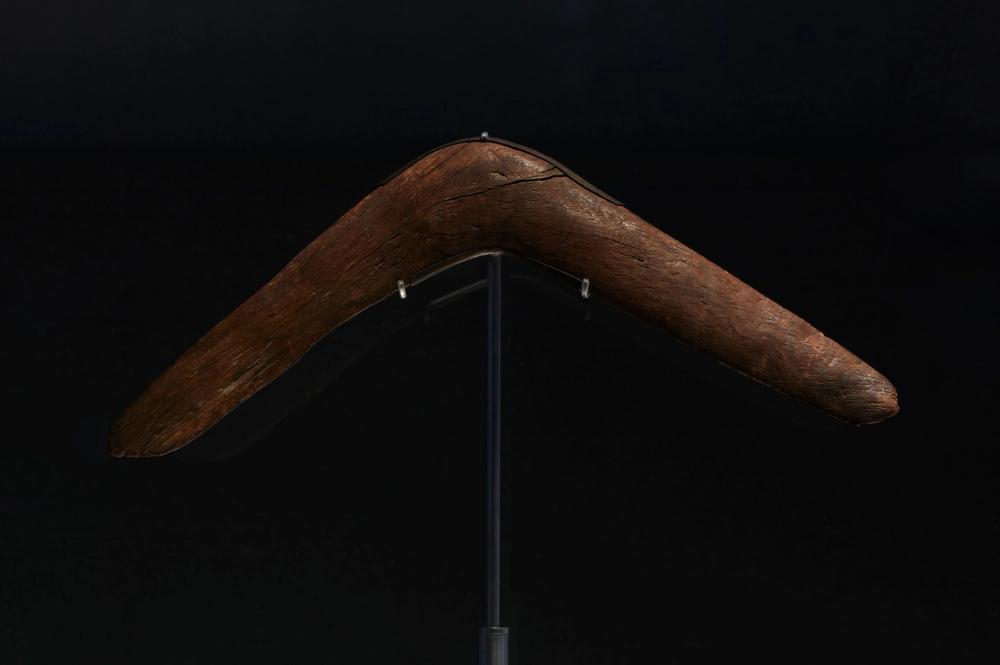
(480, 254, 509, 665)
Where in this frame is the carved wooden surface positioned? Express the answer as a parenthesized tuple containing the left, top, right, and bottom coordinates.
(112, 138, 898, 457)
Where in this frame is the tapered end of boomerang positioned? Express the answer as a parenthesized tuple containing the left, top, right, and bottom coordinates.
(859, 371, 900, 423)
(831, 366, 900, 425)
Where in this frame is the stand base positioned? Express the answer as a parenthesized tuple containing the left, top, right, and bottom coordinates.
(479, 626, 509, 665)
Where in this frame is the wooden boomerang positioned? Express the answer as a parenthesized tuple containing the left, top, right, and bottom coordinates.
(111, 136, 899, 457)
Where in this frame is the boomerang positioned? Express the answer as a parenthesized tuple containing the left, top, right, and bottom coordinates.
(111, 136, 898, 457)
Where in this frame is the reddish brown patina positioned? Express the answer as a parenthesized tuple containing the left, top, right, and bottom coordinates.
(112, 138, 898, 457)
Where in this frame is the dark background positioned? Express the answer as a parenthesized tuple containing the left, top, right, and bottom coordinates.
(2, 1, 998, 662)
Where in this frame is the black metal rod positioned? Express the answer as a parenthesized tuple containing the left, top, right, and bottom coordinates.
(481, 253, 509, 665)
(485, 253, 502, 628)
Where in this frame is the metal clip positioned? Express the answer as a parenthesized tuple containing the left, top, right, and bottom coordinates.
(397, 279, 407, 300)
(580, 277, 590, 299)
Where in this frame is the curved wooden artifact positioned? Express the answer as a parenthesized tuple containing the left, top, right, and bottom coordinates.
(111, 136, 898, 458)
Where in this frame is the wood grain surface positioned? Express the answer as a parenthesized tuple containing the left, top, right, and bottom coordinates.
(111, 138, 898, 457)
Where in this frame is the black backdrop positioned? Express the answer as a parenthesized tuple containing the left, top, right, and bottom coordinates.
(2, 2, 998, 663)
